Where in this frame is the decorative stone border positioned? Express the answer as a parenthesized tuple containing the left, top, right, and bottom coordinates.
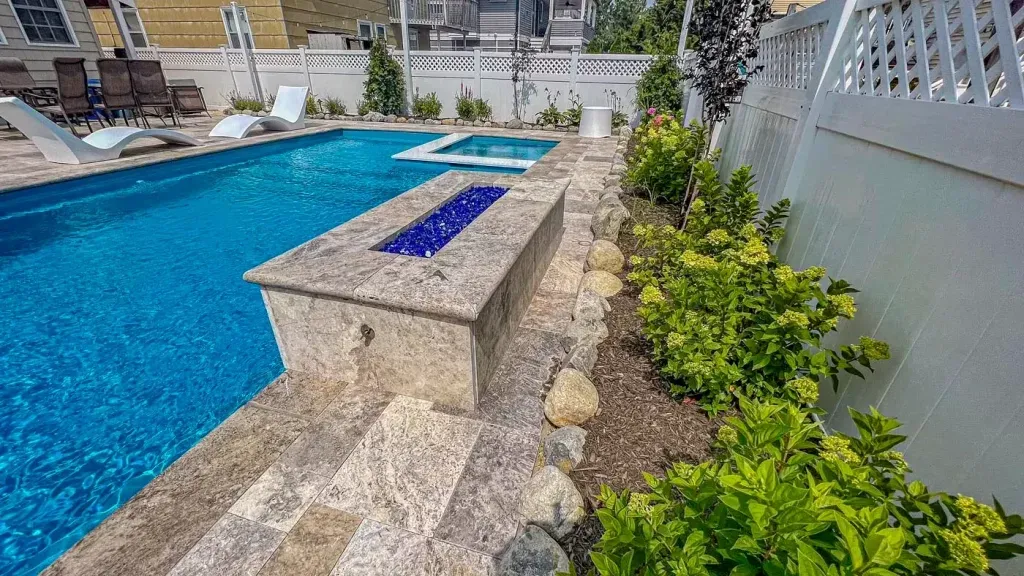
(245, 171, 570, 410)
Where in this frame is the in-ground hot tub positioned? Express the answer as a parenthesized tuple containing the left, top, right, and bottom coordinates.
(244, 171, 568, 409)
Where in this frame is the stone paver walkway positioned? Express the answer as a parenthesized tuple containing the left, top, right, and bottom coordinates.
(24, 125, 619, 576)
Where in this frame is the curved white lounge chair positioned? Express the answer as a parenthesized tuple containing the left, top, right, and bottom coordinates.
(209, 85, 308, 139)
(0, 96, 201, 165)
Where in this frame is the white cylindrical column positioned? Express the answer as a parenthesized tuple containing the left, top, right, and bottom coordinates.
(579, 106, 612, 138)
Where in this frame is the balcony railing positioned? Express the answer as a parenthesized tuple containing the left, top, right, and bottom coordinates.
(389, 0, 480, 32)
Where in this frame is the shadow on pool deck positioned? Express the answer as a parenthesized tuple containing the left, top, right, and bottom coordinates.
(41, 133, 620, 576)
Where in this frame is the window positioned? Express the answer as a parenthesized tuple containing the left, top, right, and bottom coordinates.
(357, 20, 372, 39)
(121, 8, 148, 48)
(0, 25, 6, 45)
(9, 0, 77, 46)
(407, 30, 418, 50)
(221, 6, 254, 49)
(375, 23, 386, 39)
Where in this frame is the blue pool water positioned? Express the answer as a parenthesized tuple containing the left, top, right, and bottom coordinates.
(440, 136, 557, 161)
(0, 130, 512, 575)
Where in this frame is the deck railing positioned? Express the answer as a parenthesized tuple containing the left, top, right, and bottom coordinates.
(388, 0, 480, 32)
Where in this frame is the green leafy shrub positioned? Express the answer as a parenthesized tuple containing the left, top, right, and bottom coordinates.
(412, 90, 442, 119)
(591, 397, 1024, 575)
(605, 89, 629, 128)
(357, 100, 370, 116)
(322, 96, 346, 115)
(362, 37, 404, 115)
(474, 97, 492, 121)
(629, 160, 889, 413)
(455, 85, 478, 121)
(563, 90, 583, 126)
(537, 89, 565, 125)
(625, 117, 710, 204)
(305, 93, 320, 116)
(636, 54, 684, 114)
(229, 92, 263, 112)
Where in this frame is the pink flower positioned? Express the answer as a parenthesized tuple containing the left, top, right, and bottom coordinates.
(647, 107, 656, 115)
(653, 115, 664, 126)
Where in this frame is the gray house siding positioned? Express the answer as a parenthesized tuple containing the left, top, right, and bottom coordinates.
(478, 0, 534, 36)
(0, 0, 103, 84)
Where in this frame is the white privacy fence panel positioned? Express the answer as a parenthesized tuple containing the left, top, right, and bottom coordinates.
(833, 0, 1024, 107)
(101, 46, 653, 121)
(718, 0, 1024, 544)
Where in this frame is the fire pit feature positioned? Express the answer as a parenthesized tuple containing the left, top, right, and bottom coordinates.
(245, 171, 569, 409)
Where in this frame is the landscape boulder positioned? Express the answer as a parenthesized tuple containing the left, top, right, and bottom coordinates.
(572, 288, 609, 323)
(561, 341, 598, 376)
(579, 270, 623, 298)
(586, 240, 625, 274)
(591, 196, 629, 242)
(544, 369, 599, 427)
(544, 426, 587, 473)
(363, 111, 385, 122)
(441, 118, 456, 125)
(496, 525, 569, 576)
(507, 118, 524, 129)
(518, 466, 586, 538)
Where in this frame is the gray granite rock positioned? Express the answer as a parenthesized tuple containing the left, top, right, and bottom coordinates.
(425, 118, 440, 124)
(586, 240, 625, 274)
(363, 111, 385, 122)
(517, 466, 586, 538)
(543, 124, 556, 131)
(603, 174, 622, 188)
(314, 113, 326, 119)
(544, 369, 599, 428)
(544, 426, 587, 473)
(591, 196, 629, 242)
(561, 341, 597, 376)
(497, 526, 569, 576)
(223, 108, 235, 116)
(483, 121, 493, 127)
(579, 270, 623, 298)
(600, 185, 623, 201)
(560, 316, 609, 352)
(610, 161, 627, 175)
(473, 120, 485, 127)
(455, 119, 466, 125)
(385, 114, 397, 123)
(620, 125, 634, 139)
(572, 289, 610, 323)
(507, 118, 524, 129)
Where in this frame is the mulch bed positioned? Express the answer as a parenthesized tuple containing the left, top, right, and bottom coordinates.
(564, 194, 721, 569)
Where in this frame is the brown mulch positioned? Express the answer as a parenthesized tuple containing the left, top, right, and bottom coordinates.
(571, 196, 720, 505)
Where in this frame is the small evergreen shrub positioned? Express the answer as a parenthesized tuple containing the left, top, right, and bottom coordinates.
(626, 117, 710, 204)
(455, 85, 478, 121)
(362, 37, 404, 115)
(636, 54, 684, 114)
(322, 96, 346, 115)
(412, 90, 442, 119)
(357, 100, 370, 116)
(473, 97, 492, 121)
(305, 93, 320, 116)
(229, 92, 263, 112)
(591, 397, 1024, 575)
(629, 159, 889, 413)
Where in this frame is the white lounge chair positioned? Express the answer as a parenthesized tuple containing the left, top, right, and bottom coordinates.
(0, 96, 201, 165)
(209, 86, 308, 139)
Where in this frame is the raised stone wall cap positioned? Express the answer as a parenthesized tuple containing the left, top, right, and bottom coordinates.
(544, 368, 599, 427)
(517, 466, 586, 539)
(244, 171, 569, 322)
(544, 426, 587, 473)
(579, 270, 623, 298)
(497, 525, 569, 576)
(586, 240, 625, 274)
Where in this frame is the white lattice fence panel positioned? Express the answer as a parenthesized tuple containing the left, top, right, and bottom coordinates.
(228, 51, 246, 67)
(408, 53, 475, 72)
(750, 21, 828, 88)
(159, 49, 226, 69)
(530, 55, 572, 75)
(252, 50, 302, 68)
(577, 56, 654, 77)
(834, 0, 1024, 108)
(306, 51, 370, 71)
(480, 54, 514, 73)
(134, 48, 159, 60)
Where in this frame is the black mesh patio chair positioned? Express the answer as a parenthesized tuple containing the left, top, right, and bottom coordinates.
(167, 78, 211, 117)
(0, 57, 59, 129)
(127, 59, 178, 127)
(96, 58, 146, 128)
(52, 57, 108, 136)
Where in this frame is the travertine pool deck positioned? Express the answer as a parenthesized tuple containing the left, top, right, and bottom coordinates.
(6, 120, 620, 575)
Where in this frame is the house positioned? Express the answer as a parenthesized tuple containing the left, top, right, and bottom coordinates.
(86, 0, 392, 50)
(389, 0, 594, 52)
(0, 0, 104, 83)
(771, 0, 824, 17)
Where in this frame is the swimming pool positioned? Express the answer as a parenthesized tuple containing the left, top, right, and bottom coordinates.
(0, 129, 516, 575)
(438, 135, 557, 162)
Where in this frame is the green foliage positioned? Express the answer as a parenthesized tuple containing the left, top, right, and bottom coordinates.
(321, 96, 346, 115)
(629, 160, 889, 413)
(455, 85, 478, 121)
(588, 0, 688, 55)
(305, 93, 320, 116)
(537, 89, 566, 125)
(229, 92, 264, 112)
(563, 90, 583, 126)
(474, 97, 492, 121)
(636, 55, 684, 114)
(362, 37, 404, 115)
(412, 90, 442, 119)
(357, 100, 370, 116)
(591, 397, 1024, 575)
(625, 118, 710, 204)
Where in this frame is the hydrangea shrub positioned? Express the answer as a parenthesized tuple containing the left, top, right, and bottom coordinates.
(629, 160, 889, 413)
(590, 397, 1024, 575)
(625, 117, 711, 204)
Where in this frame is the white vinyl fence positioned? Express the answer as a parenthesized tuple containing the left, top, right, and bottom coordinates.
(106, 46, 652, 122)
(717, 0, 1024, 526)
